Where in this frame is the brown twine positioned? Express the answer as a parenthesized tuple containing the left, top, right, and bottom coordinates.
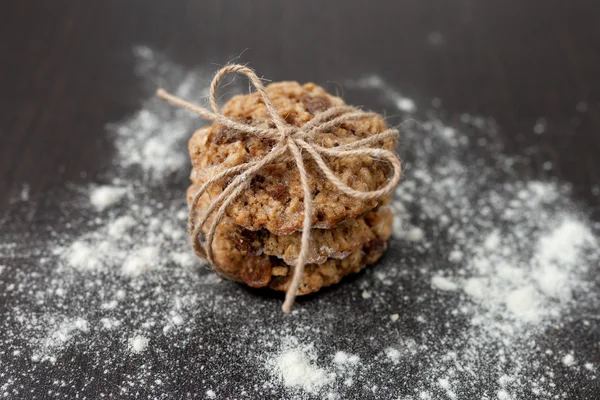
(156, 64, 402, 313)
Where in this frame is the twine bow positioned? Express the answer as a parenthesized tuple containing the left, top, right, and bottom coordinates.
(156, 64, 401, 313)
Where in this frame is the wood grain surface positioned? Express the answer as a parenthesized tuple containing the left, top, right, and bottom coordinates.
(2, 1, 599, 212)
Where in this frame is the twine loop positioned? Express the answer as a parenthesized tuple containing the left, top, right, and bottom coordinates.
(156, 64, 401, 313)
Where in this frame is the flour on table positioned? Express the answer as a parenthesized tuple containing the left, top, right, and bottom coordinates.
(128, 335, 149, 354)
(267, 337, 334, 394)
(107, 215, 136, 237)
(32, 317, 90, 362)
(332, 351, 359, 366)
(384, 347, 401, 363)
(266, 337, 362, 396)
(90, 185, 127, 211)
(64, 240, 103, 271)
(431, 274, 458, 291)
(109, 46, 210, 179)
(562, 353, 575, 367)
(122, 246, 160, 277)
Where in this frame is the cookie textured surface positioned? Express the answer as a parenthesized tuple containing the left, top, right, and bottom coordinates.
(192, 190, 392, 265)
(206, 209, 393, 295)
(232, 207, 393, 266)
(188, 81, 395, 235)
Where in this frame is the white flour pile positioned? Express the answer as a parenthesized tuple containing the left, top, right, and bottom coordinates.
(109, 45, 211, 179)
(268, 337, 335, 394)
(0, 47, 598, 399)
(265, 336, 363, 397)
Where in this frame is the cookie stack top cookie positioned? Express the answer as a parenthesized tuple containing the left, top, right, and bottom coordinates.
(157, 64, 401, 312)
(188, 81, 395, 234)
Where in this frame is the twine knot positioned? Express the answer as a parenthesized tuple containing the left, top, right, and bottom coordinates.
(156, 64, 402, 313)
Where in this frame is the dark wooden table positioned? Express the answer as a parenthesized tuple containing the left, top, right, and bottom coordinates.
(2, 1, 600, 205)
(1, 1, 599, 399)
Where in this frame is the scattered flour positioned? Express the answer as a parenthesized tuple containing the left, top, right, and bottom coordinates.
(20, 183, 30, 202)
(437, 378, 456, 399)
(431, 275, 458, 291)
(268, 338, 334, 393)
(129, 335, 149, 353)
(448, 250, 463, 262)
(463, 277, 486, 298)
(170, 250, 197, 269)
(364, 74, 599, 398)
(384, 347, 401, 363)
(109, 46, 210, 178)
(122, 246, 160, 277)
(497, 389, 512, 400)
(345, 75, 417, 113)
(332, 351, 359, 366)
(504, 286, 540, 322)
(107, 215, 136, 237)
(404, 226, 425, 242)
(437, 378, 450, 389)
(64, 240, 102, 271)
(90, 185, 127, 211)
(266, 337, 364, 396)
(32, 317, 90, 362)
(396, 98, 417, 113)
(562, 353, 575, 367)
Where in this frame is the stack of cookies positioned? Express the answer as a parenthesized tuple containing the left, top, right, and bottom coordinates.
(187, 81, 395, 295)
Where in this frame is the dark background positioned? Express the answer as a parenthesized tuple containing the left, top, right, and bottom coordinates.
(1, 1, 599, 399)
(2, 1, 599, 212)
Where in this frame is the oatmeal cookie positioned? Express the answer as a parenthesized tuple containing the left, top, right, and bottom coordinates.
(231, 207, 393, 266)
(188, 81, 395, 235)
(208, 214, 392, 295)
(192, 188, 392, 265)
